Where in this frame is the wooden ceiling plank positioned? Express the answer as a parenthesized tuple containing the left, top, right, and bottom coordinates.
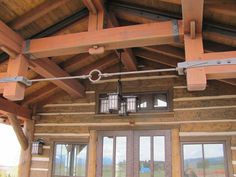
(0, 97, 31, 120)
(23, 20, 183, 58)
(29, 58, 85, 98)
(9, 0, 71, 30)
(108, 12, 137, 71)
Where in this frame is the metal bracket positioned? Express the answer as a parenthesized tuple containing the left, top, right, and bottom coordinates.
(172, 20, 179, 42)
(177, 57, 236, 75)
(23, 40, 38, 59)
(0, 76, 32, 86)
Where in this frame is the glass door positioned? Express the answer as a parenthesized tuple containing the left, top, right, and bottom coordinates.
(134, 130, 171, 177)
(96, 130, 171, 177)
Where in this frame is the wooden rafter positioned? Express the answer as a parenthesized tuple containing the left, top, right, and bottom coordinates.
(134, 48, 180, 67)
(29, 58, 85, 98)
(9, 0, 71, 30)
(0, 97, 31, 120)
(108, 12, 137, 71)
(23, 20, 183, 58)
(83, 0, 104, 31)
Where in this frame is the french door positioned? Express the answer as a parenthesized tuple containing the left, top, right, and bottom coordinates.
(96, 130, 171, 177)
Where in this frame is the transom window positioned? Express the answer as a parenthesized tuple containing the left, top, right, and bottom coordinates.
(182, 142, 228, 177)
(52, 143, 88, 177)
(99, 92, 170, 114)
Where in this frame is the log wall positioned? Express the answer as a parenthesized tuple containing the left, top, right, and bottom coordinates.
(28, 75, 236, 177)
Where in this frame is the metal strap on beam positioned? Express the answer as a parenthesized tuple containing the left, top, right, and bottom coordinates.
(177, 57, 236, 75)
(172, 20, 179, 42)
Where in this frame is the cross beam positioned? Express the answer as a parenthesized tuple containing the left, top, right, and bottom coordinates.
(23, 20, 183, 59)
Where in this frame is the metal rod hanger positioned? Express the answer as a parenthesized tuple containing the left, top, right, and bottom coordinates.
(0, 57, 235, 86)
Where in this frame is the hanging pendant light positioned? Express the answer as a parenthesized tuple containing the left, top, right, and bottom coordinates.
(107, 50, 129, 116)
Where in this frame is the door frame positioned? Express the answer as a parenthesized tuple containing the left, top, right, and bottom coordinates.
(96, 130, 171, 177)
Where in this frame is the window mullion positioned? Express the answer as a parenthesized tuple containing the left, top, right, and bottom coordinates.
(202, 144, 206, 177)
(151, 136, 154, 177)
(70, 144, 75, 176)
(112, 136, 116, 177)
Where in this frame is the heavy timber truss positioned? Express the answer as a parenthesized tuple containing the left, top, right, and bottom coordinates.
(0, 0, 235, 120)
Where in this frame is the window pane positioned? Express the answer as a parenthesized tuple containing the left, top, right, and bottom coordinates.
(183, 144, 204, 177)
(100, 98, 109, 113)
(140, 136, 151, 177)
(115, 137, 127, 177)
(127, 97, 137, 112)
(154, 94, 167, 108)
(102, 137, 114, 177)
(154, 136, 165, 177)
(73, 144, 87, 177)
(204, 144, 226, 177)
(54, 144, 72, 176)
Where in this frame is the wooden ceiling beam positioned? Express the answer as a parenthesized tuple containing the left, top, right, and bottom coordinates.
(83, 0, 104, 31)
(0, 21, 23, 57)
(9, 0, 71, 30)
(134, 48, 180, 67)
(142, 45, 185, 60)
(0, 97, 31, 120)
(23, 20, 183, 58)
(29, 58, 85, 98)
(107, 12, 137, 71)
(74, 53, 118, 75)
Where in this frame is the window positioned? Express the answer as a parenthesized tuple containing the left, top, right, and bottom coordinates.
(97, 130, 171, 177)
(52, 143, 88, 177)
(182, 142, 228, 177)
(99, 92, 170, 114)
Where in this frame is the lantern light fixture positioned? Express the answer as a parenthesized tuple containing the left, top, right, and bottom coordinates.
(104, 50, 137, 116)
(32, 139, 44, 155)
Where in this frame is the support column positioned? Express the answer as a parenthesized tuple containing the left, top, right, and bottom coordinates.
(172, 128, 181, 177)
(18, 119, 35, 177)
(87, 130, 97, 177)
(7, 113, 28, 150)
